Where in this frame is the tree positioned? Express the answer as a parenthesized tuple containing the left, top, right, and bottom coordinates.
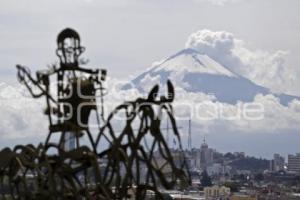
(200, 170, 212, 187)
(224, 182, 239, 192)
(254, 173, 264, 182)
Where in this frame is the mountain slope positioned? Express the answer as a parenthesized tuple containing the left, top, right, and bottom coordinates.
(123, 48, 299, 105)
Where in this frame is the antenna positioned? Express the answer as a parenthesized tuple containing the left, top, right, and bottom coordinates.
(163, 118, 182, 148)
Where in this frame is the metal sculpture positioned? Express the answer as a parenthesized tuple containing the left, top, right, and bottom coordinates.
(0, 28, 190, 199)
(16, 28, 107, 152)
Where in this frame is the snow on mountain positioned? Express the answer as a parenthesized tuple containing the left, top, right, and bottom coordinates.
(123, 48, 299, 105)
(151, 48, 236, 77)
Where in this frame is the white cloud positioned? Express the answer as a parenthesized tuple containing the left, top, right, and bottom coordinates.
(1, 78, 300, 158)
(228, 94, 300, 132)
(185, 29, 300, 96)
(127, 74, 300, 134)
(172, 90, 300, 133)
(0, 83, 47, 139)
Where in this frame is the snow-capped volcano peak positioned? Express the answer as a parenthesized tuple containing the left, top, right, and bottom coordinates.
(152, 48, 237, 77)
(123, 48, 299, 105)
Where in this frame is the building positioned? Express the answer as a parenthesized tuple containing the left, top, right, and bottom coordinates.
(200, 138, 214, 170)
(270, 153, 285, 172)
(230, 195, 257, 200)
(189, 148, 201, 169)
(204, 186, 230, 199)
(288, 154, 300, 172)
(207, 163, 231, 176)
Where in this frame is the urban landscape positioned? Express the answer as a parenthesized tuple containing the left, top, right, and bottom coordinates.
(153, 139, 300, 199)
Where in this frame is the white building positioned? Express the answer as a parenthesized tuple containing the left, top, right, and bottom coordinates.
(288, 154, 300, 172)
(204, 186, 230, 199)
(189, 148, 201, 169)
(270, 153, 285, 172)
(200, 139, 214, 170)
(207, 163, 231, 176)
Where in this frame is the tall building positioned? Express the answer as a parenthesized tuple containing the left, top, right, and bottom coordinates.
(288, 154, 300, 172)
(190, 148, 201, 169)
(200, 138, 214, 170)
(270, 153, 285, 172)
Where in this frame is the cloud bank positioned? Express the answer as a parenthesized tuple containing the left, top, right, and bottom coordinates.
(1, 75, 300, 158)
(185, 29, 300, 96)
(0, 83, 47, 140)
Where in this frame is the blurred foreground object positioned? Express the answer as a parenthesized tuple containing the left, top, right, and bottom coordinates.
(0, 28, 190, 200)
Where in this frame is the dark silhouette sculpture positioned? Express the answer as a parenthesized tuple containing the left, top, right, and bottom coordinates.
(16, 28, 106, 152)
(0, 28, 190, 199)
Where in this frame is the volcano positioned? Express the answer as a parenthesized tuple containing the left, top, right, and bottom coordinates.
(123, 48, 299, 105)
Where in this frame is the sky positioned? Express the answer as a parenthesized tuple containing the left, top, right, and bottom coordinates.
(0, 0, 300, 158)
(1, 0, 299, 88)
